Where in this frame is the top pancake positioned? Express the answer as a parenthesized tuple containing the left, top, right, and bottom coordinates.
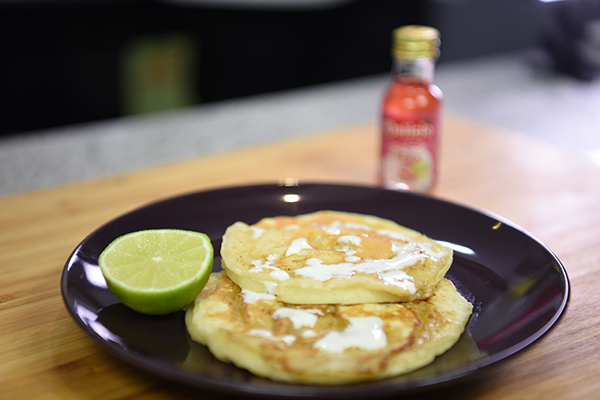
(221, 210, 453, 304)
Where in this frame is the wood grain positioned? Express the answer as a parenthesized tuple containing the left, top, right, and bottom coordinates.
(1, 113, 599, 399)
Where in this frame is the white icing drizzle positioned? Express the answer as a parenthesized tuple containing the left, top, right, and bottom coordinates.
(314, 317, 387, 353)
(313, 220, 372, 235)
(421, 241, 448, 258)
(336, 235, 361, 258)
(302, 330, 318, 338)
(250, 254, 277, 271)
(337, 235, 362, 246)
(294, 242, 424, 283)
(241, 289, 276, 303)
(378, 270, 416, 293)
(338, 245, 356, 256)
(252, 227, 266, 239)
(272, 308, 323, 329)
(250, 254, 290, 281)
(261, 280, 279, 294)
(377, 229, 447, 259)
(248, 329, 296, 346)
(342, 222, 372, 230)
(305, 258, 324, 267)
(269, 269, 290, 281)
(313, 223, 341, 235)
(286, 238, 313, 256)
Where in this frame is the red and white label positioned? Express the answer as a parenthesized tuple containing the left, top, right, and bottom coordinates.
(380, 113, 439, 192)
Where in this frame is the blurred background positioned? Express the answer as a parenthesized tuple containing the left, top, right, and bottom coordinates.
(2, 0, 599, 134)
(1, 0, 600, 196)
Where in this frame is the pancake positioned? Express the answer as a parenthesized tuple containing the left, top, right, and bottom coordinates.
(221, 210, 453, 304)
(185, 272, 473, 385)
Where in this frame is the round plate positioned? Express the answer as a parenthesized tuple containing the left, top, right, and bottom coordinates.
(61, 183, 569, 398)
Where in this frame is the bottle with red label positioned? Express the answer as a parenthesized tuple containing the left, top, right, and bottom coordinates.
(380, 25, 442, 192)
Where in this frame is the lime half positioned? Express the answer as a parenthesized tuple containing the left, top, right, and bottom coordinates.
(98, 229, 213, 315)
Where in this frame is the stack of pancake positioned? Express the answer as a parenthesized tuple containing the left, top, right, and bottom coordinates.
(185, 211, 472, 384)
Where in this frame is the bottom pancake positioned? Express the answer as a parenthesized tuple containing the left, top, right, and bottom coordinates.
(185, 272, 472, 385)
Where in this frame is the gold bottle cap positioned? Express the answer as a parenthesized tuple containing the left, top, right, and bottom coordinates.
(391, 25, 440, 60)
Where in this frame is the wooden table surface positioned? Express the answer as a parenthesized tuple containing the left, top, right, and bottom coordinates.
(2, 113, 599, 399)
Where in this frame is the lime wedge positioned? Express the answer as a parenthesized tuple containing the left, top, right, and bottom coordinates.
(98, 229, 213, 315)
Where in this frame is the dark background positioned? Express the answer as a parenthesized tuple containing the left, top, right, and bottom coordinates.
(0, 0, 591, 134)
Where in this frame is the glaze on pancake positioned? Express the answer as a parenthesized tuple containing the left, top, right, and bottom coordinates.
(221, 210, 453, 304)
(185, 272, 473, 385)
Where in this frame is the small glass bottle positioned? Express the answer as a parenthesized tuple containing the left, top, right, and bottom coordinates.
(379, 25, 442, 192)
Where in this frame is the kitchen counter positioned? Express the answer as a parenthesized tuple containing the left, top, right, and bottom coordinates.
(2, 111, 599, 399)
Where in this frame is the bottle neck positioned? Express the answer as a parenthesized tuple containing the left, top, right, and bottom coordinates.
(392, 56, 435, 84)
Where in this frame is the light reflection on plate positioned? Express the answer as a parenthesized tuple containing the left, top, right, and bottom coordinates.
(437, 241, 476, 255)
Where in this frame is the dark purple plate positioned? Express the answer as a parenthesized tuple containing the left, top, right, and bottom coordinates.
(61, 183, 569, 399)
